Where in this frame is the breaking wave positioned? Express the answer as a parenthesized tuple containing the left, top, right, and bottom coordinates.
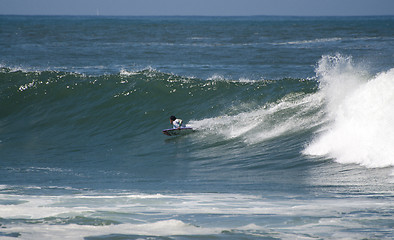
(304, 54, 394, 168)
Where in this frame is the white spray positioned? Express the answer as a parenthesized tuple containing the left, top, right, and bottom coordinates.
(304, 54, 394, 168)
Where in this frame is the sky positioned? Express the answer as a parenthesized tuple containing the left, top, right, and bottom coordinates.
(0, 0, 394, 16)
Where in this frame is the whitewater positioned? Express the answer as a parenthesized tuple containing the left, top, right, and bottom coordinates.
(305, 54, 394, 168)
(0, 15, 393, 239)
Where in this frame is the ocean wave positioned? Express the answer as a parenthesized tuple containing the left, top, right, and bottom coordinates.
(0, 66, 320, 175)
(3, 58, 393, 169)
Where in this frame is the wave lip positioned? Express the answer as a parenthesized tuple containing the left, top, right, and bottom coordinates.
(304, 54, 394, 168)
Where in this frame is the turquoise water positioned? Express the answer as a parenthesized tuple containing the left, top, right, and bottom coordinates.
(0, 16, 393, 239)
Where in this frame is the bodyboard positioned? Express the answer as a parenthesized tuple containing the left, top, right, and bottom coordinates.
(162, 127, 194, 136)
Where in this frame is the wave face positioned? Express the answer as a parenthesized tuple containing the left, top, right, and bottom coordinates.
(304, 54, 394, 168)
(2, 53, 394, 167)
(1, 54, 393, 191)
(0, 67, 317, 137)
(0, 67, 319, 160)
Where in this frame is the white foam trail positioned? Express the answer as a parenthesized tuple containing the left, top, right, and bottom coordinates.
(188, 92, 324, 144)
(304, 54, 394, 168)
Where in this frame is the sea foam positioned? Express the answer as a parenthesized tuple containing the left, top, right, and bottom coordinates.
(1, 191, 391, 239)
(304, 54, 394, 168)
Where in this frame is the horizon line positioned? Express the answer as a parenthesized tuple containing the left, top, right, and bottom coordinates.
(1, 13, 394, 18)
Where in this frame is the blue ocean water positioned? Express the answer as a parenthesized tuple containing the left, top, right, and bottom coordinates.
(0, 15, 394, 239)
